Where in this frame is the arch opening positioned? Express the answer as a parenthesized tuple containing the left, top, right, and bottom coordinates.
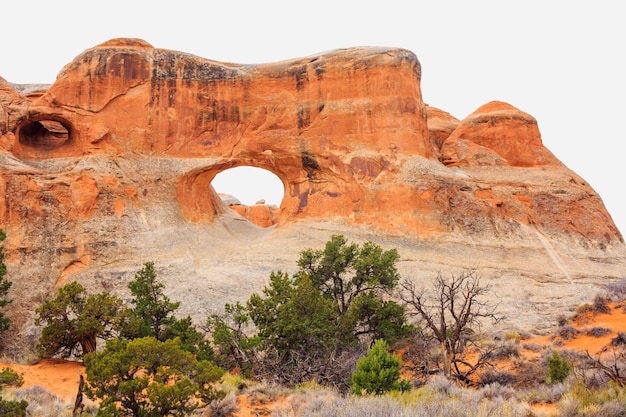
(18, 119, 72, 149)
(211, 166, 285, 228)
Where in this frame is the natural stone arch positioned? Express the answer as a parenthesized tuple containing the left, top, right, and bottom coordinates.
(211, 165, 285, 206)
(177, 159, 298, 225)
(211, 165, 285, 228)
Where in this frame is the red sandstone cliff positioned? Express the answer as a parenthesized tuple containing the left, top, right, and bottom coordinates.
(0, 39, 624, 356)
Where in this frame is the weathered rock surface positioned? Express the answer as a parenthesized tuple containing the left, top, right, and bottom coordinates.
(0, 39, 624, 356)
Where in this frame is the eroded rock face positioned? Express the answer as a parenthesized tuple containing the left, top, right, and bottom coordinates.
(0, 39, 624, 356)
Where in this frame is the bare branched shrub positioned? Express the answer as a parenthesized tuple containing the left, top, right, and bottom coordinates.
(399, 269, 503, 384)
(582, 345, 626, 387)
(397, 329, 440, 386)
(253, 345, 364, 392)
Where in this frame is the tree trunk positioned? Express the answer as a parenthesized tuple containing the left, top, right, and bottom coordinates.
(72, 374, 84, 417)
(442, 342, 451, 376)
(81, 336, 97, 354)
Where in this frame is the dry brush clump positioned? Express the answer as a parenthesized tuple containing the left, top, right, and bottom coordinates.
(556, 381, 626, 417)
(273, 376, 533, 417)
(585, 326, 613, 338)
(8, 384, 97, 417)
(606, 278, 626, 302)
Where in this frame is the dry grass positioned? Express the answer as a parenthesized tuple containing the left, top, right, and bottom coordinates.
(4, 384, 97, 417)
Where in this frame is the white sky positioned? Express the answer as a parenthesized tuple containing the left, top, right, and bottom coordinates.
(2, 1, 624, 235)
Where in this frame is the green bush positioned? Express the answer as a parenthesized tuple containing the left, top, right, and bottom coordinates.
(350, 339, 410, 395)
(547, 350, 570, 384)
(84, 336, 224, 416)
(0, 367, 27, 417)
(35, 282, 125, 358)
(211, 235, 411, 388)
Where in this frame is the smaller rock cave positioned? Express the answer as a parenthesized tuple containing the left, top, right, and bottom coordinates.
(18, 119, 72, 149)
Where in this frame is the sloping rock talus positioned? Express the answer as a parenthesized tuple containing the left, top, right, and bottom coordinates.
(0, 39, 624, 356)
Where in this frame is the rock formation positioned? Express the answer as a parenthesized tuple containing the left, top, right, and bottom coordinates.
(0, 38, 624, 356)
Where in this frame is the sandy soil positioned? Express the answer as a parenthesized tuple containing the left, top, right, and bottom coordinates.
(0, 358, 84, 401)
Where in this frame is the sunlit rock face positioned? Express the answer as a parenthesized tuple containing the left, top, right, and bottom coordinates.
(0, 39, 624, 356)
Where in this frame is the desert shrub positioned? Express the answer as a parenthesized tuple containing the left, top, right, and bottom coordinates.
(274, 386, 341, 417)
(585, 326, 612, 338)
(559, 325, 580, 341)
(427, 374, 456, 394)
(611, 332, 626, 346)
(11, 385, 68, 416)
(593, 294, 611, 314)
(483, 339, 520, 360)
(0, 367, 28, 417)
(275, 382, 532, 417)
(606, 278, 626, 301)
(547, 351, 571, 384)
(207, 391, 239, 417)
(557, 381, 626, 417)
(219, 372, 250, 393)
(576, 304, 593, 315)
(503, 331, 521, 342)
(0, 367, 23, 387)
(574, 304, 594, 324)
(507, 357, 548, 389)
(524, 381, 570, 405)
(480, 369, 515, 386)
(522, 342, 543, 352)
(479, 382, 518, 400)
(557, 314, 569, 327)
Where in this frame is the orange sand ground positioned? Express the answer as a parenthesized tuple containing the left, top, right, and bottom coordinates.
(0, 358, 84, 402)
(2, 302, 626, 416)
